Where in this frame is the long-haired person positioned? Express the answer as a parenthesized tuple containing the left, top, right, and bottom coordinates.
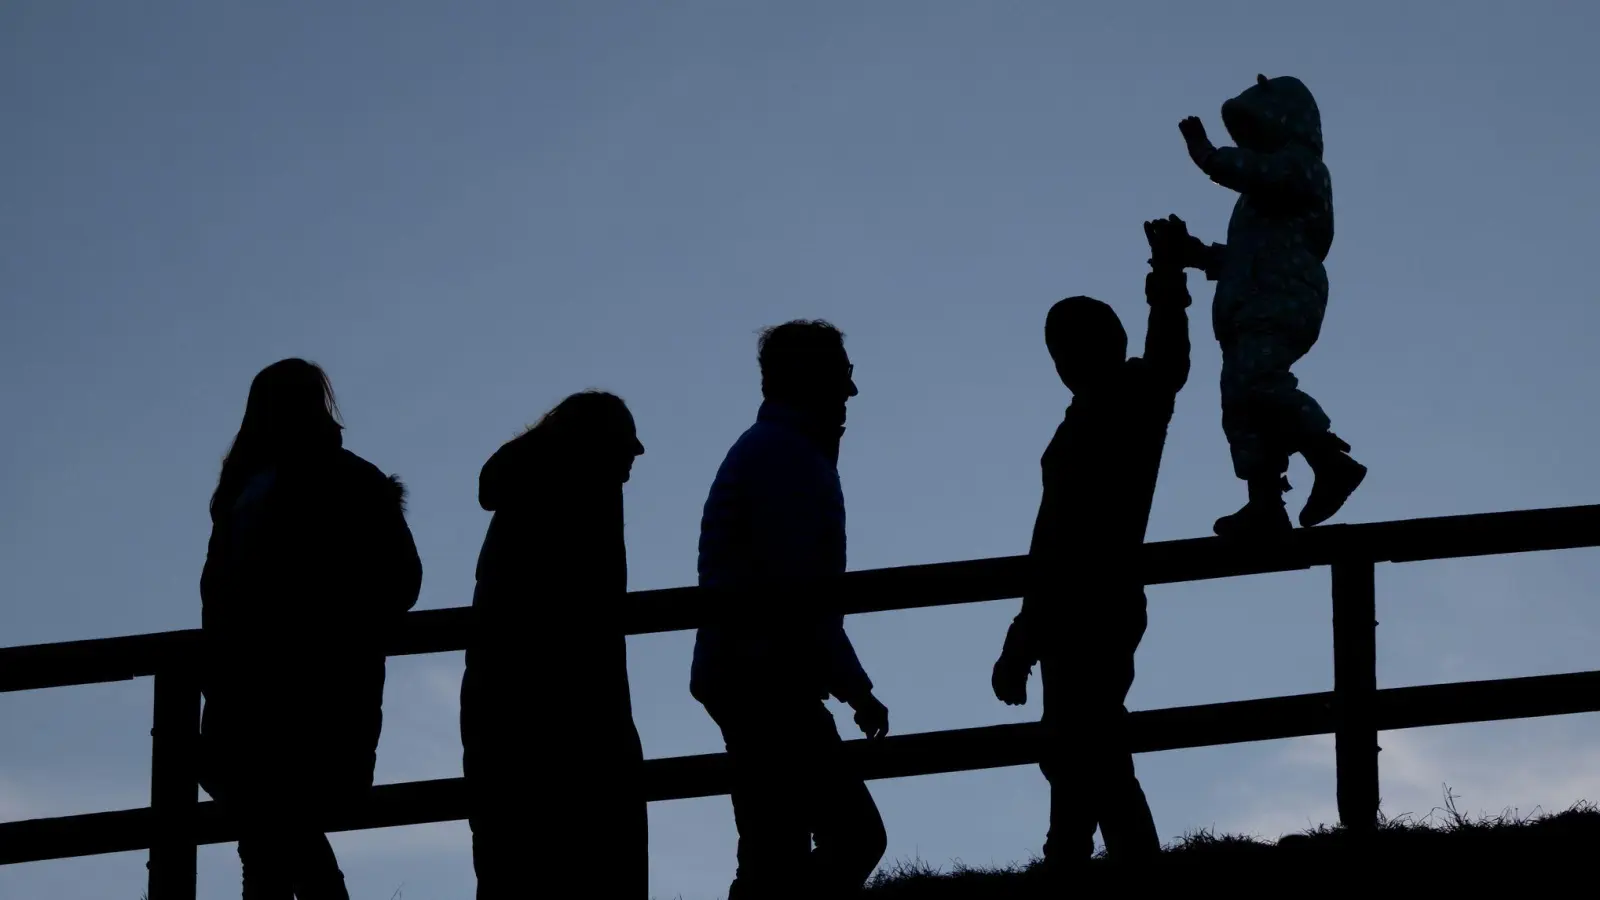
(199, 358, 422, 899)
(460, 390, 648, 899)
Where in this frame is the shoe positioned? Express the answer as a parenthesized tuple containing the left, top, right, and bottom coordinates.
(1299, 433, 1367, 528)
(1213, 476, 1293, 538)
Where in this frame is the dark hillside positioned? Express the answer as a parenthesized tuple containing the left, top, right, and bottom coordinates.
(860, 796, 1599, 897)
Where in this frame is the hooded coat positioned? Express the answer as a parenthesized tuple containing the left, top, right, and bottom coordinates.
(198, 446, 422, 803)
(1195, 75, 1337, 480)
(1198, 74, 1334, 343)
(458, 429, 646, 895)
(460, 432, 640, 753)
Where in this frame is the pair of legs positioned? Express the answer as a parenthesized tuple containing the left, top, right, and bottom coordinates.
(467, 782, 647, 900)
(702, 690, 887, 899)
(236, 816, 348, 900)
(199, 684, 374, 900)
(207, 782, 351, 900)
(1038, 599, 1160, 870)
(1216, 318, 1365, 537)
(462, 671, 649, 899)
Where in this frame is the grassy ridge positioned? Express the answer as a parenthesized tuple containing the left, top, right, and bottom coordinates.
(144, 791, 1597, 898)
(862, 791, 1599, 896)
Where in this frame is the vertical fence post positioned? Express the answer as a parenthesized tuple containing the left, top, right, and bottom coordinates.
(148, 669, 201, 900)
(1331, 560, 1379, 833)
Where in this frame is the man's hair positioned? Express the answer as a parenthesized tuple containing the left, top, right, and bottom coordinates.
(757, 319, 846, 398)
(1045, 296, 1127, 360)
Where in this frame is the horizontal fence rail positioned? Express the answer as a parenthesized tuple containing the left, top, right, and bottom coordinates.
(6, 668, 1600, 867)
(2, 503, 1600, 893)
(5, 502, 1598, 686)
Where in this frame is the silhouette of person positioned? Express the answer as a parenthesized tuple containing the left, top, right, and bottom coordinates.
(1176, 73, 1366, 537)
(690, 320, 890, 899)
(991, 218, 1195, 875)
(460, 391, 648, 900)
(198, 358, 422, 900)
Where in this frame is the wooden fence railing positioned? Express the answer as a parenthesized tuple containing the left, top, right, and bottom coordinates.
(3, 503, 1599, 899)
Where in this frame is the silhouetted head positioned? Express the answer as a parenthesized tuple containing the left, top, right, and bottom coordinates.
(1221, 73, 1324, 157)
(212, 358, 343, 516)
(758, 319, 858, 429)
(1045, 297, 1127, 395)
(525, 390, 645, 485)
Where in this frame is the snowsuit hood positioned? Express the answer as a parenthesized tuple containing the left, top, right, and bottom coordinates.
(1197, 72, 1335, 345)
(1221, 74, 1324, 158)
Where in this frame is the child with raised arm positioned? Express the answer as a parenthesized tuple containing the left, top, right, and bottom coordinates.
(992, 215, 1195, 875)
(1177, 73, 1366, 537)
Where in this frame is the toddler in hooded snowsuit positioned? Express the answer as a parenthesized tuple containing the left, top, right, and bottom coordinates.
(1177, 73, 1367, 537)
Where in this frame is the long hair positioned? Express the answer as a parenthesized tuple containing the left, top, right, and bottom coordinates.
(211, 359, 343, 518)
(513, 390, 631, 456)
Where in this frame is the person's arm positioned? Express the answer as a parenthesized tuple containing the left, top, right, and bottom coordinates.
(1000, 612, 1038, 668)
(993, 515, 1060, 706)
(343, 467, 423, 619)
(1139, 265, 1192, 395)
(820, 616, 875, 705)
(1180, 116, 1317, 201)
(199, 523, 228, 635)
(998, 598, 1036, 662)
(378, 474, 424, 616)
(1137, 216, 1195, 394)
(1192, 239, 1226, 282)
(993, 458, 1058, 706)
(1005, 505, 1053, 671)
(744, 438, 874, 702)
(197, 518, 232, 696)
(199, 472, 275, 635)
(1200, 146, 1319, 200)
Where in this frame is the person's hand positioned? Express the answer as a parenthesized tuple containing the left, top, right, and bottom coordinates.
(991, 654, 1030, 706)
(1146, 214, 1211, 272)
(851, 692, 890, 740)
(1143, 214, 1190, 271)
(1179, 116, 1214, 168)
(1183, 232, 1210, 270)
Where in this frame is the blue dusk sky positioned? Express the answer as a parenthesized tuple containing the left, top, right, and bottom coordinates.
(3, 2, 1599, 898)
